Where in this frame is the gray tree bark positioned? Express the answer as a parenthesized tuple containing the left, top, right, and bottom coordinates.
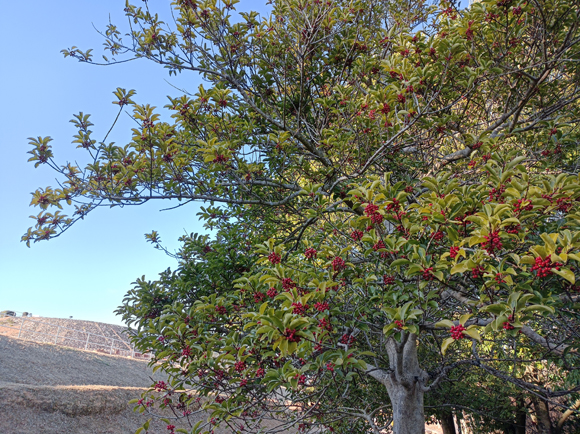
(384, 333, 429, 434)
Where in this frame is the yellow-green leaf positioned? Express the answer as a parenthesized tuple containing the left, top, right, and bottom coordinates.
(441, 337, 455, 355)
(552, 268, 575, 284)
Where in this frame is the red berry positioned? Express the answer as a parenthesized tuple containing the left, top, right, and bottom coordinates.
(268, 252, 281, 264)
(304, 248, 318, 259)
(450, 324, 466, 340)
(332, 257, 346, 272)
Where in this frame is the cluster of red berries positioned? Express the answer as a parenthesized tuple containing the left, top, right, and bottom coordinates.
(431, 231, 444, 241)
(267, 287, 278, 298)
(314, 301, 329, 312)
(450, 324, 466, 340)
(556, 197, 573, 213)
(318, 317, 332, 331)
(482, 231, 502, 254)
(373, 240, 386, 251)
(256, 367, 265, 378)
(304, 248, 317, 259)
(234, 361, 246, 373)
(340, 334, 356, 345)
(268, 252, 281, 264)
(471, 265, 485, 279)
(296, 374, 307, 385)
(383, 275, 395, 285)
(254, 292, 267, 303)
(514, 198, 533, 214)
(365, 203, 384, 225)
(502, 321, 515, 330)
(422, 267, 434, 280)
(281, 278, 296, 290)
(284, 328, 301, 343)
(182, 346, 192, 357)
(449, 246, 460, 259)
(155, 381, 168, 391)
(215, 305, 227, 315)
(504, 224, 520, 234)
(292, 302, 309, 315)
(489, 185, 506, 202)
(396, 225, 409, 237)
(213, 154, 228, 164)
(365, 203, 379, 215)
(332, 257, 346, 271)
(351, 230, 364, 241)
(167, 424, 176, 433)
(326, 362, 335, 372)
(531, 256, 562, 278)
(394, 320, 404, 329)
(386, 198, 400, 212)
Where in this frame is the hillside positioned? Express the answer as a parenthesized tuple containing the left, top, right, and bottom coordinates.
(0, 329, 233, 433)
(0, 315, 146, 358)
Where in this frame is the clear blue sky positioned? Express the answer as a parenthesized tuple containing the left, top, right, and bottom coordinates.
(0, 0, 268, 325)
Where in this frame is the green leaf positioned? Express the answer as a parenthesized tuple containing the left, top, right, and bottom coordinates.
(540, 233, 557, 252)
(434, 319, 454, 328)
(552, 268, 575, 284)
(519, 304, 555, 315)
(391, 259, 410, 267)
(459, 313, 472, 325)
(451, 262, 468, 275)
(464, 327, 481, 342)
(521, 255, 535, 265)
(469, 236, 487, 247)
(568, 253, 580, 262)
(441, 337, 454, 355)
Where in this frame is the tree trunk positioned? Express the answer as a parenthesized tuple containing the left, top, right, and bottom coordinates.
(455, 413, 463, 434)
(440, 412, 457, 434)
(532, 397, 553, 434)
(389, 382, 426, 434)
(514, 397, 527, 434)
(384, 333, 429, 434)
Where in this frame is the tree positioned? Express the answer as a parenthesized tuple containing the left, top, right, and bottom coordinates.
(25, 0, 580, 433)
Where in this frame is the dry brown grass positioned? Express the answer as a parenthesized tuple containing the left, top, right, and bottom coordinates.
(0, 332, 201, 433)
(0, 332, 293, 434)
(0, 332, 160, 387)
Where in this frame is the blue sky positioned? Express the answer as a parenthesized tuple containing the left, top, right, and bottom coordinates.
(0, 0, 267, 325)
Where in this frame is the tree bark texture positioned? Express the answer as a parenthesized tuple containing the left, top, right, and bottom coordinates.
(439, 412, 457, 434)
(532, 397, 553, 434)
(384, 333, 429, 434)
